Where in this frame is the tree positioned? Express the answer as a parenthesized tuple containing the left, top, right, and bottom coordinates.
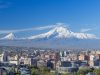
(93, 68, 100, 75)
(77, 68, 92, 75)
(31, 68, 38, 75)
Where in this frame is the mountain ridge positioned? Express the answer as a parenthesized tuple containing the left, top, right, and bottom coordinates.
(1, 33, 16, 40)
(0, 26, 98, 40)
(0, 25, 100, 49)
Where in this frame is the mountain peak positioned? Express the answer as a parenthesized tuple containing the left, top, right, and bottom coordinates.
(28, 25, 98, 40)
(53, 26, 71, 38)
(28, 26, 70, 39)
(1, 33, 15, 40)
(0, 24, 98, 40)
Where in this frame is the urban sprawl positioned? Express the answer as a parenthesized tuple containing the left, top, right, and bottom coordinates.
(0, 46, 100, 75)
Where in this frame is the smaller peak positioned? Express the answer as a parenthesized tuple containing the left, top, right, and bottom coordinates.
(2, 32, 15, 40)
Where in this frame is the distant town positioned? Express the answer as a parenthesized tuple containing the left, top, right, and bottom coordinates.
(0, 46, 100, 75)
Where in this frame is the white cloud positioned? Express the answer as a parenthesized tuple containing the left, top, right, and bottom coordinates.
(80, 28, 92, 32)
(0, 23, 99, 39)
(0, 23, 66, 34)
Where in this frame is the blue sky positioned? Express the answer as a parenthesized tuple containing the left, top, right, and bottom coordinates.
(0, 0, 100, 37)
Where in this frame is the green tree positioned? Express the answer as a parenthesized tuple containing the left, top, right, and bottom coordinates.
(77, 68, 92, 75)
(93, 68, 100, 75)
(31, 68, 38, 75)
(16, 73, 20, 75)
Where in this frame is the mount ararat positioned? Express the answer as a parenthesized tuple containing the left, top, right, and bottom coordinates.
(0, 25, 100, 49)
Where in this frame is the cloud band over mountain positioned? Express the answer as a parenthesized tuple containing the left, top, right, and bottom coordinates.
(0, 23, 66, 34)
(0, 23, 99, 40)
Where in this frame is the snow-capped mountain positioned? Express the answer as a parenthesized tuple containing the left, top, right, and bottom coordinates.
(1, 33, 16, 40)
(0, 25, 100, 49)
(28, 26, 97, 40)
(0, 26, 98, 40)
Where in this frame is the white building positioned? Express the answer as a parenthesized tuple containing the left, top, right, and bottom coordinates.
(19, 56, 31, 65)
(0, 52, 8, 62)
(8, 55, 19, 65)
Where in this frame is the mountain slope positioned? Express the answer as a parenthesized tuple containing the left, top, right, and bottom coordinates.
(0, 26, 99, 49)
(1, 33, 15, 40)
(0, 26, 98, 40)
(28, 26, 97, 40)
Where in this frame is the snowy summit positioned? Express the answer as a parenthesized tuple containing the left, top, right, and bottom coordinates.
(1, 33, 15, 40)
